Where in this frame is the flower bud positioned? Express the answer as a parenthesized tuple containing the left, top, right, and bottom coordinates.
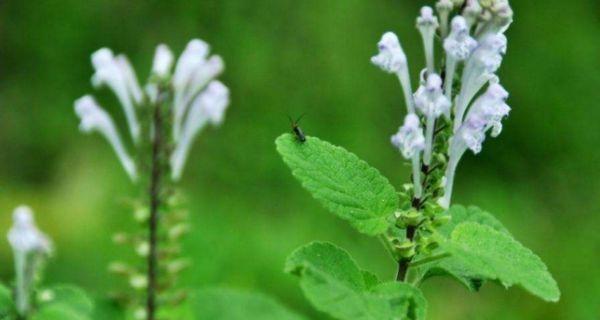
(396, 240, 416, 259)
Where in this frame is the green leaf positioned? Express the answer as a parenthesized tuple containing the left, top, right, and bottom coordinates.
(409, 205, 509, 290)
(446, 222, 560, 302)
(182, 287, 306, 320)
(33, 285, 94, 320)
(286, 242, 426, 320)
(276, 134, 398, 236)
(0, 283, 15, 319)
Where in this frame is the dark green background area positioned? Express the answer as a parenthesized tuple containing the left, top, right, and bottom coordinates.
(0, 0, 598, 319)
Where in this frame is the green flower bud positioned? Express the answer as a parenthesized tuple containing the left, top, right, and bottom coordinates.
(433, 214, 451, 227)
(396, 240, 416, 259)
(112, 232, 129, 244)
(129, 274, 148, 290)
(136, 241, 150, 257)
(108, 261, 131, 275)
(134, 207, 149, 222)
(400, 209, 423, 226)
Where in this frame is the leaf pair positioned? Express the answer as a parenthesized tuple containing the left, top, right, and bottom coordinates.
(286, 242, 426, 320)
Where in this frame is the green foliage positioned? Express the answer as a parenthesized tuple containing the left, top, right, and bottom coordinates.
(446, 222, 560, 302)
(32, 285, 94, 320)
(275, 134, 398, 236)
(286, 242, 426, 320)
(409, 205, 510, 290)
(0, 283, 15, 319)
(176, 288, 306, 320)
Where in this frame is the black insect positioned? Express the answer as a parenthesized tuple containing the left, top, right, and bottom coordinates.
(288, 114, 306, 143)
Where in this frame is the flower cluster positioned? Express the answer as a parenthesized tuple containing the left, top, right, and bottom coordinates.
(372, 0, 512, 209)
(75, 39, 230, 182)
(7, 206, 52, 316)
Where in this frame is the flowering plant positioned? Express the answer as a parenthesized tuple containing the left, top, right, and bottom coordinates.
(74, 39, 229, 319)
(276, 1, 559, 319)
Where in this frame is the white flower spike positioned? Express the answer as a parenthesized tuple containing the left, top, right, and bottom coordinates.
(372, 32, 415, 114)
(170, 80, 230, 181)
(392, 114, 426, 198)
(414, 73, 451, 165)
(75, 95, 137, 181)
(416, 6, 439, 74)
(8, 206, 52, 316)
(443, 16, 478, 99)
(172, 39, 225, 142)
(91, 48, 143, 143)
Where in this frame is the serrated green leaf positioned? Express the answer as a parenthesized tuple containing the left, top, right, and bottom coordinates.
(286, 242, 426, 320)
(446, 222, 560, 302)
(410, 205, 509, 290)
(183, 287, 306, 320)
(0, 283, 15, 319)
(276, 134, 398, 236)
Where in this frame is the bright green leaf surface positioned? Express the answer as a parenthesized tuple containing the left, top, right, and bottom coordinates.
(276, 134, 398, 236)
(286, 242, 426, 320)
(410, 205, 510, 290)
(183, 287, 306, 320)
(447, 222, 560, 302)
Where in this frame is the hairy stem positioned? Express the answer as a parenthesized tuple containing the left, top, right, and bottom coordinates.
(147, 100, 164, 320)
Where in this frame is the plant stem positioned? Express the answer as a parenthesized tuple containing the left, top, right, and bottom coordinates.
(396, 225, 416, 281)
(147, 99, 164, 320)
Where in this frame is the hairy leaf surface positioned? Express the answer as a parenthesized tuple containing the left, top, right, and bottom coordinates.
(447, 222, 560, 302)
(410, 205, 509, 290)
(286, 242, 426, 320)
(276, 134, 398, 236)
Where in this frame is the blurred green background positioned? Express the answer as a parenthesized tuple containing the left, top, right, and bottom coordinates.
(0, 0, 599, 319)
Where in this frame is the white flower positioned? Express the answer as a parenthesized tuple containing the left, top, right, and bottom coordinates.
(443, 16, 478, 100)
(172, 39, 225, 142)
(416, 6, 439, 73)
(391, 113, 425, 159)
(372, 32, 415, 113)
(170, 81, 230, 181)
(8, 206, 52, 316)
(477, 0, 513, 37)
(151, 44, 174, 78)
(414, 73, 451, 118)
(74, 95, 137, 181)
(444, 16, 478, 61)
(8, 206, 51, 256)
(371, 32, 407, 74)
(392, 114, 426, 198)
(463, 0, 483, 27)
(91, 48, 143, 143)
(440, 82, 510, 208)
(435, 0, 454, 37)
(453, 33, 507, 131)
(414, 73, 450, 165)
